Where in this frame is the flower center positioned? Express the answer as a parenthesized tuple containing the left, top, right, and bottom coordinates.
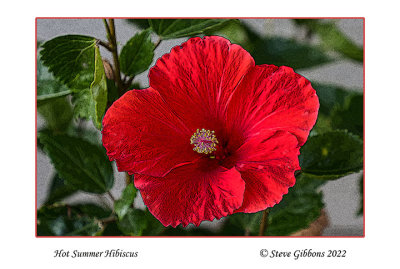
(190, 128, 219, 155)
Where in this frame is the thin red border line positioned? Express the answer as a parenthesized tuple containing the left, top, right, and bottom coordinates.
(363, 17, 366, 237)
(36, 17, 365, 20)
(37, 235, 363, 238)
(35, 17, 365, 238)
(35, 17, 38, 238)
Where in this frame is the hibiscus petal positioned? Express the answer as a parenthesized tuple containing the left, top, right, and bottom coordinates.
(234, 130, 300, 213)
(227, 64, 319, 146)
(149, 36, 255, 130)
(135, 159, 245, 227)
(102, 88, 198, 177)
(234, 169, 294, 213)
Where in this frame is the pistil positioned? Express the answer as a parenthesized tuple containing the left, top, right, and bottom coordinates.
(190, 128, 219, 155)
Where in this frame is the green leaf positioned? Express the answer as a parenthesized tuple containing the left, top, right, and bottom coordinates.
(242, 24, 332, 70)
(89, 46, 108, 129)
(221, 212, 263, 236)
(221, 175, 325, 236)
(116, 208, 165, 236)
(266, 175, 325, 235)
(203, 19, 249, 46)
(37, 79, 72, 106)
(40, 35, 97, 89)
(294, 19, 363, 62)
(117, 208, 148, 236)
(37, 56, 72, 106)
(45, 173, 77, 205)
(102, 222, 124, 236)
(37, 204, 101, 236)
(72, 88, 94, 120)
(114, 183, 137, 220)
(67, 126, 102, 145)
(141, 212, 165, 236)
(331, 93, 363, 137)
(38, 97, 73, 132)
(251, 36, 332, 69)
(310, 114, 332, 136)
(70, 46, 108, 129)
(126, 19, 151, 29)
(106, 78, 119, 104)
(38, 131, 114, 194)
(120, 29, 154, 76)
(40, 36, 108, 129)
(313, 83, 351, 115)
(74, 203, 112, 219)
(149, 19, 232, 40)
(299, 130, 363, 180)
(37, 50, 54, 80)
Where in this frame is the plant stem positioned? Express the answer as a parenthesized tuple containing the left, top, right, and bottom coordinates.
(107, 191, 116, 202)
(97, 39, 112, 51)
(258, 208, 270, 236)
(125, 173, 131, 185)
(104, 18, 124, 96)
(100, 215, 117, 224)
(124, 76, 135, 89)
(103, 19, 112, 40)
(154, 38, 162, 50)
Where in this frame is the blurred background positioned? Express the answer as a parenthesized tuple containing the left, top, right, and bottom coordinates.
(36, 18, 363, 236)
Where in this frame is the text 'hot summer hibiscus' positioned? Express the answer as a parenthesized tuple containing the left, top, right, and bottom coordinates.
(102, 36, 319, 227)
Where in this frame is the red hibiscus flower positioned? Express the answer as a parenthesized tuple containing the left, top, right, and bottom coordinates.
(102, 36, 319, 227)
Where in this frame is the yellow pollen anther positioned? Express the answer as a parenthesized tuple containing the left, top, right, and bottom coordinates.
(190, 128, 218, 155)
